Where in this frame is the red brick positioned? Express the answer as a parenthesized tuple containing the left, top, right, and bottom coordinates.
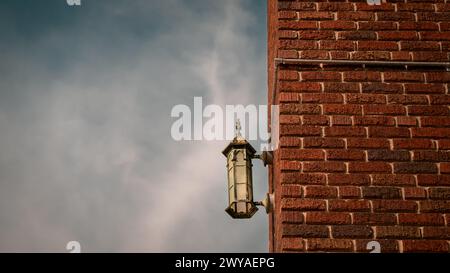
(430, 95, 450, 105)
(328, 174, 370, 186)
(356, 3, 395, 11)
(426, 72, 450, 83)
(280, 160, 301, 171)
(326, 150, 365, 161)
(441, 163, 450, 174)
(280, 125, 322, 136)
(359, 21, 396, 31)
(402, 240, 449, 253)
(358, 41, 399, 51)
(306, 212, 351, 225)
(320, 21, 356, 30)
(353, 213, 397, 225)
(325, 127, 366, 137)
(368, 150, 410, 162)
(338, 31, 377, 40)
(279, 70, 299, 81)
(280, 149, 324, 161)
(304, 186, 338, 199)
(429, 188, 450, 200)
(399, 22, 438, 31)
(372, 175, 416, 186)
(417, 175, 450, 187)
(338, 11, 374, 21)
(420, 201, 450, 213)
(398, 213, 444, 226)
(439, 140, 450, 150)
(303, 162, 346, 173)
(387, 95, 428, 105)
(422, 227, 450, 239)
(401, 41, 440, 51)
(391, 51, 412, 61)
(408, 106, 449, 116)
(323, 82, 360, 93)
(332, 226, 373, 239)
(405, 84, 446, 94)
(281, 198, 326, 211)
(329, 200, 371, 212)
(303, 138, 344, 148)
(281, 173, 326, 185)
(302, 115, 329, 126)
(413, 151, 450, 162)
(281, 210, 304, 224)
(298, 30, 335, 40)
(354, 116, 395, 126)
(281, 184, 302, 198)
(384, 72, 424, 82)
(362, 187, 402, 199)
(394, 163, 438, 174)
(393, 139, 435, 150)
(283, 225, 329, 238)
(347, 138, 390, 149)
(331, 116, 352, 126)
(413, 52, 449, 62)
(403, 188, 427, 200)
(323, 104, 362, 115)
(278, 49, 298, 59)
(280, 137, 300, 148)
(372, 200, 418, 213)
(321, 40, 356, 51)
(396, 116, 417, 127)
(279, 82, 322, 93)
(376, 226, 420, 239)
(298, 11, 334, 20)
(377, 12, 415, 21)
(279, 93, 300, 103)
(318, 3, 353, 12)
(412, 128, 450, 139)
(420, 117, 450, 127)
(300, 50, 329, 60)
(346, 94, 385, 104)
(281, 237, 305, 252)
(362, 83, 403, 94)
(280, 104, 321, 115)
(364, 105, 406, 115)
(378, 31, 418, 41)
(349, 162, 392, 173)
(397, 3, 434, 12)
(280, 115, 300, 124)
(351, 51, 391, 61)
(307, 239, 353, 252)
(369, 127, 410, 138)
(279, 40, 318, 50)
(301, 93, 343, 103)
(338, 186, 361, 199)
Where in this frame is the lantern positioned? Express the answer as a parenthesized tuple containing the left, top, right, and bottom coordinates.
(222, 120, 274, 219)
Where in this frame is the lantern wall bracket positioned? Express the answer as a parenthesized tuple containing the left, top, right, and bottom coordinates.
(252, 151, 273, 166)
(254, 193, 274, 214)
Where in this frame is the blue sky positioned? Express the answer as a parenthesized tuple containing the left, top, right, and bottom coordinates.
(0, 0, 268, 252)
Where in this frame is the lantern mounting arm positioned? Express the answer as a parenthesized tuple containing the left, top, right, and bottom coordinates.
(252, 151, 273, 166)
(253, 193, 274, 214)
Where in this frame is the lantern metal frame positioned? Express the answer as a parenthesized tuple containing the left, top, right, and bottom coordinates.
(222, 127, 274, 219)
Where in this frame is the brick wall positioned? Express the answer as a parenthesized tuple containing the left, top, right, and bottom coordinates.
(268, 0, 450, 253)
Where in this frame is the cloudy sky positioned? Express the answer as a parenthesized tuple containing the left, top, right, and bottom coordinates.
(0, 0, 268, 252)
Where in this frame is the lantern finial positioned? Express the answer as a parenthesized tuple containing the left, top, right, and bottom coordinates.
(235, 119, 242, 139)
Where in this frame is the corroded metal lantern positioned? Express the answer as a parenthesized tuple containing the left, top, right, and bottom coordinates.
(222, 120, 273, 219)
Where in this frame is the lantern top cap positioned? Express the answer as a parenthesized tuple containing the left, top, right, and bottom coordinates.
(222, 135, 257, 157)
(222, 119, 257, 156)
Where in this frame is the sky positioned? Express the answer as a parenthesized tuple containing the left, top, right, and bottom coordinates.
(0, 0, 268, 252)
